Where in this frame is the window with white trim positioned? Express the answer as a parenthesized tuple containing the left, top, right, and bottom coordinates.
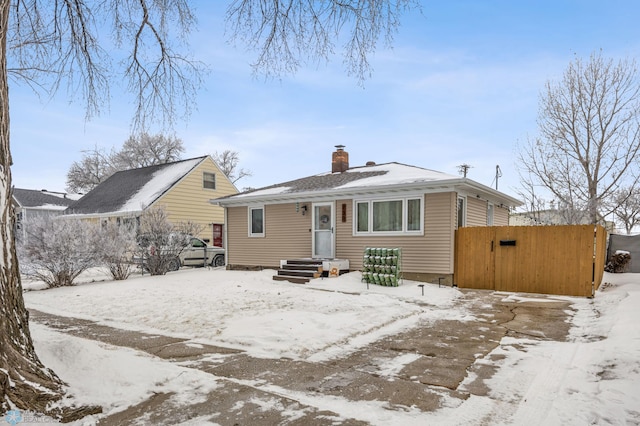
(249, 206, 264, 237)
(354, 197, 423, 235)
(457, 196, 466, 228)
(203, 172, 216, 190)
(356, 202, 369, 232)
(487, 202, 494, 226)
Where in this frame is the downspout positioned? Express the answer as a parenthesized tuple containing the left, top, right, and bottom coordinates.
(223, 206, 228, 268)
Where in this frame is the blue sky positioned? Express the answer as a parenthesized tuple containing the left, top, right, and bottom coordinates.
(8, 1, 640, 201)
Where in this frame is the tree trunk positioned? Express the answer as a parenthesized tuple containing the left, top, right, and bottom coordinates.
(0, 0, 71, 417)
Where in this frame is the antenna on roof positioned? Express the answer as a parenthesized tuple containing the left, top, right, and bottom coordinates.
(457, 164, 472, 178)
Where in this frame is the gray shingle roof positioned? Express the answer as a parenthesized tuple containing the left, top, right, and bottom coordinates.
(12, 188, 76, 208)
(214, 161, 522, 207)
(236, 168, 389, 196)
(215, 162, 454, 202)
(65, 156, 206, 215)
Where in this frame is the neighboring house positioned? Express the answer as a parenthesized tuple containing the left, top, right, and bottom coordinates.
(213, 146, 522, 283)
(510, 208, 615, 233)
(510, 209, 564, 226)
(12, 188, 79, 242)
(64, 156, 238, 244)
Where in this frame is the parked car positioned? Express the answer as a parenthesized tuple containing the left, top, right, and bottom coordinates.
(136, 236, 225, 272)
(171, 237, 225, 270)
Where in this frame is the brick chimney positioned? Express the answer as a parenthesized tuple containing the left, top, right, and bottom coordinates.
(332, 145, 349, 173)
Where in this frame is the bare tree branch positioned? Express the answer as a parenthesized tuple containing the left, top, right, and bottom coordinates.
(518, 52, 640, 225)
(66, 134, 186, 192)
(225, 0, 420, 83)
(213, 149, 251, 184)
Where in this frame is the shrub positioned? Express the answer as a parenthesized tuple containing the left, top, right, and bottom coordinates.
(137, 206, 202, 275)
(19, 216, 98, 287)
(96, 221, 137, 280)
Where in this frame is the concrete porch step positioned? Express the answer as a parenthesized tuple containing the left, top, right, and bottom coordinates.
(273, 275, 310, 284)
(281, 264, 323, 272)
(277, 269, 322, 278)
(273, 259, 326, 284)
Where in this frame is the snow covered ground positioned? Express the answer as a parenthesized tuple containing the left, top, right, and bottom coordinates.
(20, 268, 640, 425)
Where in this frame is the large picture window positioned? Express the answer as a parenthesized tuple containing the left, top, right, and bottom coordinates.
(249, 206, 264, 237)
(373, 200, 402, 232)
(354, 197, 423, 235)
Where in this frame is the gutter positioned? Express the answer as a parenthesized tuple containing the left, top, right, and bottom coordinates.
(212, 178, 523, 208)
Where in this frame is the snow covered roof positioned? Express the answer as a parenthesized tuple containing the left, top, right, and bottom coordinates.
(214, 162, 522, 207)
(65, 157, 207, 216)
(12, 188, 77, 209)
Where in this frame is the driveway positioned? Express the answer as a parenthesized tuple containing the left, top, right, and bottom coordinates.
(28, 288, 573, 425)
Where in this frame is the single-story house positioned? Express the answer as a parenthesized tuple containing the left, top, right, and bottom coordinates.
(64, 156, 238, 244)
(212, 146, 522, 283)
(12, 188, 80, 242)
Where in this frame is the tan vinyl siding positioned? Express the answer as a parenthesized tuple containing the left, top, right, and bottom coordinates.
(335, 192, 455, 275)
(154, 157, 238, 240)
(227, 203, 312, 267)
(466, 197, 487, 227)
(423, 192, 456, 273)
(226, 193, 457, 275)
(494, 205, 510, 226)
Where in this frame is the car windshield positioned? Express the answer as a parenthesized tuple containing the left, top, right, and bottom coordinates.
(190, 238, 206, 248)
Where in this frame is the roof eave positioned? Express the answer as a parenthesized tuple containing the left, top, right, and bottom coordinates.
(212, 178, 522, 207)
(457, 178, 523, 207)
(63, 209, 144, 219)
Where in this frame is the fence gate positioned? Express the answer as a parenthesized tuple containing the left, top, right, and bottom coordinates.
(454, 225, 606, 297)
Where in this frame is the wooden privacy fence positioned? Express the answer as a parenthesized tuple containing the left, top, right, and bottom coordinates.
(454, 225, 607, 297)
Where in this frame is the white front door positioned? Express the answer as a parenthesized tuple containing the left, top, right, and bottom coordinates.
(312, 202, 334, 259)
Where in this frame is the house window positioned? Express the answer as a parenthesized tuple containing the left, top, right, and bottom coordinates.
(354, 197, 423, 235)
(373, 200, 403, 232)
(487, 203, 494, 226)
(407, 199, 421, 231)
(457, 196, 466, 228)
(356, 202, 369, 232)
(203, 172, 216, 190)
(249, 206, 264, 237)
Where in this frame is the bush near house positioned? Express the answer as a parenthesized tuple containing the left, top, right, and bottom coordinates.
(96, 222, 138, 280)
(19, 217, 98, 288)
(136, 206, 204, 275)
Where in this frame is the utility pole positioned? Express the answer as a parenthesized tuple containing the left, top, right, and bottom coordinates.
(495, 165, 502, 190)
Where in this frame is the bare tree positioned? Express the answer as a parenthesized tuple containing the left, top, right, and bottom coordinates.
(66, 134, 185, 192)
(66, 145, 117, 193)
(112, 133, 185, 169)
(514, 176, 548, 224)
(2, 0, 200, 418)
(1, 0, 418, 417)
(213, 149, 251, 184)
(518, 52, 640, 225)
(611, 187, 640, 234)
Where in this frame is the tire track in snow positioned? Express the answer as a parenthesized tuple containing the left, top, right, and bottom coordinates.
(306, 310, 425, 363)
